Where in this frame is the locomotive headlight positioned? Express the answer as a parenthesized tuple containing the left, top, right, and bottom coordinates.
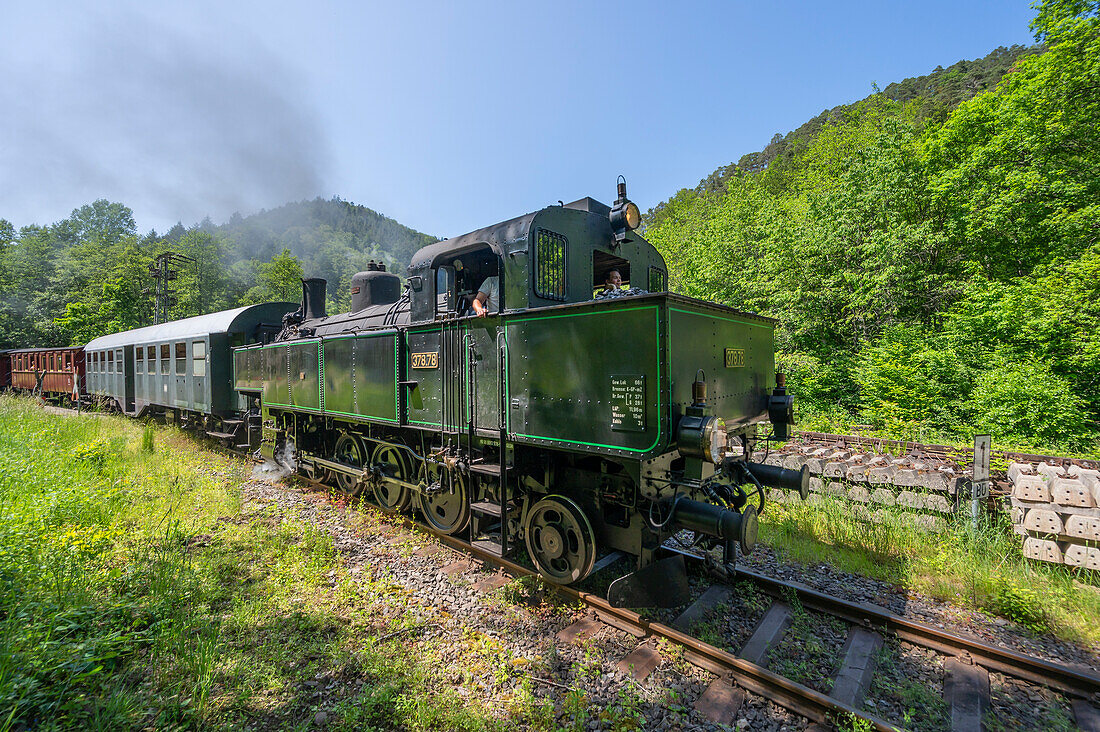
(610, 176, 641, 243)
(675, 414, 727, 464)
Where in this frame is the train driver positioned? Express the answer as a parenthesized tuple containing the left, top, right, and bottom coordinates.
(472, 276, 499, 317)
(602, 269, 622, 293)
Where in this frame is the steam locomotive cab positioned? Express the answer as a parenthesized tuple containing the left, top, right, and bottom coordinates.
(235, 181, 802, 602)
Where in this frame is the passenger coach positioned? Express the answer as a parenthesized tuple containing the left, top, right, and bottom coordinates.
(85, 303, 293, 438)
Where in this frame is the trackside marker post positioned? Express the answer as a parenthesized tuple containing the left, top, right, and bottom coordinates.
(972, 435, 991, 531)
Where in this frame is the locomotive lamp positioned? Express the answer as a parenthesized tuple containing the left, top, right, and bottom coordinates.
(675, 370, 727, 464)
(609, 176, 641, 243)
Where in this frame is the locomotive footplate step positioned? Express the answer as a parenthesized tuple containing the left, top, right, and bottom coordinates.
(205, 431, 236, 440)
(556, 615, 602, 644)
(608, 555, 689, 609)
(944, 657, 990, 732)
(672, 584, 733, 632)
(829, 627, 883, 708)
(615, 641, 661, 682)
(738, 603, 791, 665)
(471, 538, 504, 557)
(693, 678, 745, 723)
(468, 462, 505, 477)
(470, 501, 502, 517)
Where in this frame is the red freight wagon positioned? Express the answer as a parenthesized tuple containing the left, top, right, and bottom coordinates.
(9, 347, 86, 405)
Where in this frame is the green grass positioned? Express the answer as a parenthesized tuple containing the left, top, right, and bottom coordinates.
(0, 395, 535, 730)
(760, 494, 1100, 646)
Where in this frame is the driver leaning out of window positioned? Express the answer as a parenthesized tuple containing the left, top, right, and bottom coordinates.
(472, 276, 499, 317)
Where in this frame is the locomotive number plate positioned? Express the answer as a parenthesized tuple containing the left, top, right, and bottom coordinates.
(411, 351, 438, 369)
(724, 348, 745, 368)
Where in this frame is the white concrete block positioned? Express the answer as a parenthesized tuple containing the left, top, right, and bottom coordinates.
(870, 488, 896, 506)
(1013, 475, 1051, 503)
(1051, 477, 1095, 508)
(1007, 462, 1035, 483)
(1064, 515, 1100, 541)
(847, 486, 871, 503)
(1023, 537, 1063, 564)
(1022, 509, 1064, 535)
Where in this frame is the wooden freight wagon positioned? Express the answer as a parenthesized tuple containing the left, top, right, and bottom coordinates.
(7, 347, 85, 404)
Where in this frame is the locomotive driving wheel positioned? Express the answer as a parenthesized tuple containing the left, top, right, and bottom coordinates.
(417, 462, 470, 535)
(525, 495, 597, 584)
(333, 434, 365, 495)
(370, 443, 412, 512)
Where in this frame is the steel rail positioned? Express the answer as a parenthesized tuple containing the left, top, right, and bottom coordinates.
(733, 566, 1100, 698)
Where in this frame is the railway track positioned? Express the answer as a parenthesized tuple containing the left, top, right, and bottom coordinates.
(335, 490, 1100, 731)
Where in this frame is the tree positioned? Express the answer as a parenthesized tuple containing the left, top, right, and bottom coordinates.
(242, 249, 304, 304)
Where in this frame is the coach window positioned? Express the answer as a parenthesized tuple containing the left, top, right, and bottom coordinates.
(192, 340, 207, 377)
(107, 350, 114, 373)
(146, 346, 156, 374)
(115, 349, 123, 373)
(135, 348, 144, 375)
(160, 344, 170, 373)
(175, 342, 186, 375)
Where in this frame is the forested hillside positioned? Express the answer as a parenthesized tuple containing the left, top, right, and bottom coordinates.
(0, 198, 435, 349)
(645, 0, 1100, 451)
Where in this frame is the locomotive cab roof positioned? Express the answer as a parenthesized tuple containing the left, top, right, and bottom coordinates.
(406, 193, 668, 324)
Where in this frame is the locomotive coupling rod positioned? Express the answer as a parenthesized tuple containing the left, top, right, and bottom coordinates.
(666, 497, 758, 553)
(308, 455, 421, 493)
(727, 460, 810, 500)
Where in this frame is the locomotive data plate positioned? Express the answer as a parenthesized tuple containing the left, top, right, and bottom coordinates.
(610, 375, 646, 432)
(411, 351, 439, 369)
(724, 348, 745, 368)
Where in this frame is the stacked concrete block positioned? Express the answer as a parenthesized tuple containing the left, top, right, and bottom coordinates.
(1010, 460, 1100, 568)
(758, 440, 961, 531)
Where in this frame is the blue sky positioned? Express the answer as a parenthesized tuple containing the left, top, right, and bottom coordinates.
(0, 1, 1038, 240)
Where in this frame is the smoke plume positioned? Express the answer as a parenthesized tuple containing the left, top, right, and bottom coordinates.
(0, 8, 331, 231)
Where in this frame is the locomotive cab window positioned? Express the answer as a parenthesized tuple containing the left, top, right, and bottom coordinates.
(439, 247, 502, 317)
(534, 229, 567, 301)
(592, 251, 630, 296)
(648, 266, 667, 292)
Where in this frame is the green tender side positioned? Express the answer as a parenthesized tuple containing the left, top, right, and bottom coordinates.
(505, 301, 665, 457)
(667, 303, 774, 427)
(322, 332, 399, 424)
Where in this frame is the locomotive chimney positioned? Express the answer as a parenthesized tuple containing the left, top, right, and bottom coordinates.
(301, 278, 327, 320)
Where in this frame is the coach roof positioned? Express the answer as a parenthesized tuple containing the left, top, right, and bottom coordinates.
(85, 303, 295, 351)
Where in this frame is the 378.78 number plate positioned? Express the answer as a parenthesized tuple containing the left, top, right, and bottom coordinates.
(724, 348, 745, 368)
